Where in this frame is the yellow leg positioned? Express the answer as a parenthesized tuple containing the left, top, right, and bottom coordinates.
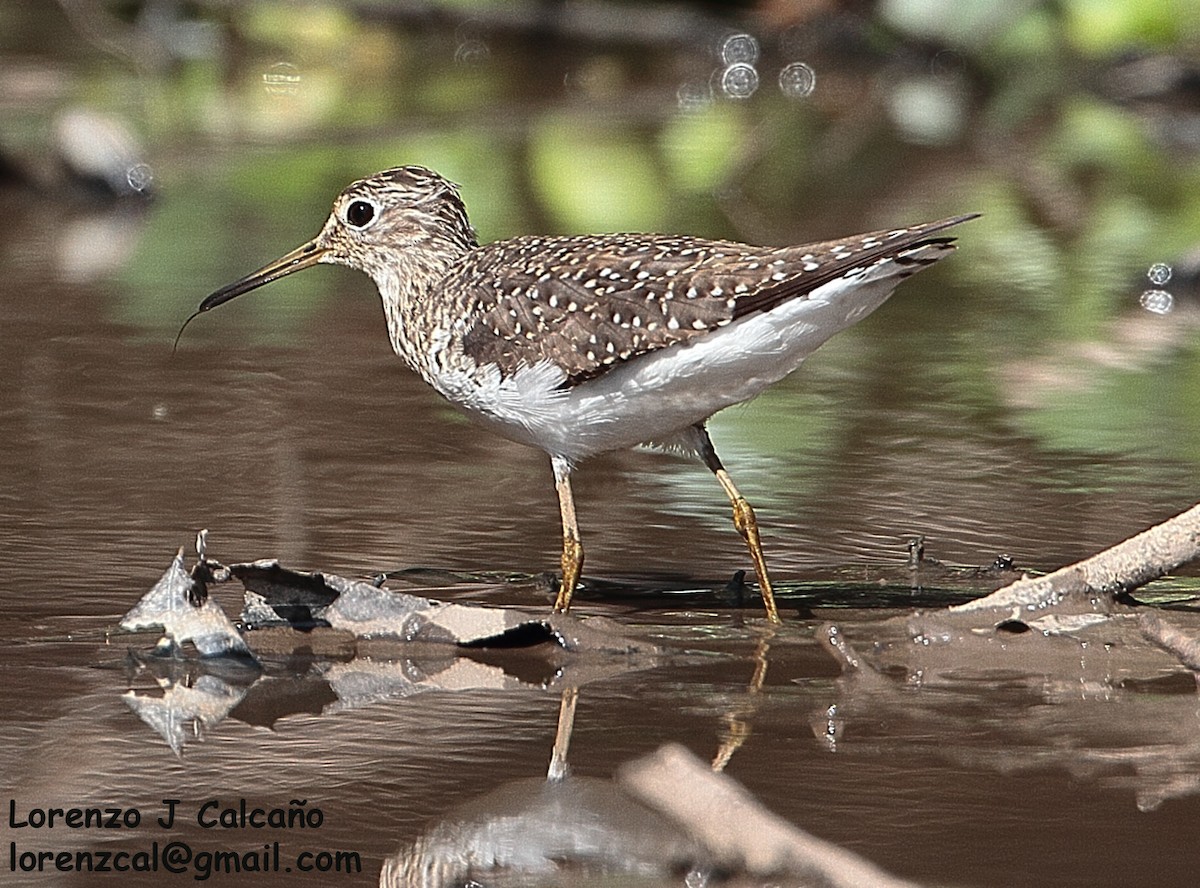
(712, 629, 774, 771)
(547, 686, 579, 782)
(697, 426, 782, 624)
(551, 456, 584, 614)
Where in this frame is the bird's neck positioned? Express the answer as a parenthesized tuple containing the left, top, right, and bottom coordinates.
(373, 239, 471, 373)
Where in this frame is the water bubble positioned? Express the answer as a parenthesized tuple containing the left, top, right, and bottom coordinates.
(778, 61, 816, 98)
(1140, 289, 1174, 314)
(152, 403, 168, 421)
(1147, 262, 1173, 285)
(677, 80, 713, 111)
(125, 163, 154, 193)
(564, 63, 609, 98)
(930, 49, 966, 78)
(888, 76, 966, 145)
(263, 61, 301, 96)
(454, 39, 489, 66)
(720, 63, 759, 99)
(720, 33, 759, 66)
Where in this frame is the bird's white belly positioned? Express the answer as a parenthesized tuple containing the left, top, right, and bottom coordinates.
(429, 270, 902, 462)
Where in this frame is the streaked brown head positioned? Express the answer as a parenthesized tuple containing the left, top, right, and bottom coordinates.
(186, 165, 477, 320)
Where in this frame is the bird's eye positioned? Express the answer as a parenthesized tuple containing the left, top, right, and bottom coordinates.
(345, 199, 377, 228)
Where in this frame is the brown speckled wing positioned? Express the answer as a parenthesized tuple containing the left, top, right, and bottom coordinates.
(455, 216, 975, 386)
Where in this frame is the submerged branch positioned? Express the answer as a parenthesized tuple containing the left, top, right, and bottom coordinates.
(619, 744, 923, 888)
(952, 501, 1200, 614)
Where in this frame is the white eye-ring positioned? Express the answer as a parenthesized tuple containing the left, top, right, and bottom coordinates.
(344, 197, 379, 228)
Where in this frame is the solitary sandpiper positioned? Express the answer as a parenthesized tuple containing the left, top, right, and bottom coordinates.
(193, 165, 975, 623)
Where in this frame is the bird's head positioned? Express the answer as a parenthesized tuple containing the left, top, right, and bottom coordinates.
(192, 165, 478, 316)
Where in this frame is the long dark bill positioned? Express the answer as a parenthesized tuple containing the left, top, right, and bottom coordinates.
(173, 240, 328, 352)
(199, 239, 328, 312)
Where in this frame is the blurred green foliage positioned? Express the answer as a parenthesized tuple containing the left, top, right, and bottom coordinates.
(7, 0, 1200, 470)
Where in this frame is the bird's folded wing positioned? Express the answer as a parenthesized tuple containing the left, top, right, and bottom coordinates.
(455, 216, 975, 387)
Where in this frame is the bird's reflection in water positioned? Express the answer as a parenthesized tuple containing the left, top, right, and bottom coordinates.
(381, 628, 781, 888)
(378, 768, 711, 887)
(711, 626, 773, 772)
(380, 683, 714, 888)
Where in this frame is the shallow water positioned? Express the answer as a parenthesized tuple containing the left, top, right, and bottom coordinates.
(4, 4, 1200, 886)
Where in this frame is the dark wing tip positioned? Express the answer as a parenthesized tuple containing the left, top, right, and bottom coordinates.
(730, 213, 979, 319)
(914, 212, 982, 237)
